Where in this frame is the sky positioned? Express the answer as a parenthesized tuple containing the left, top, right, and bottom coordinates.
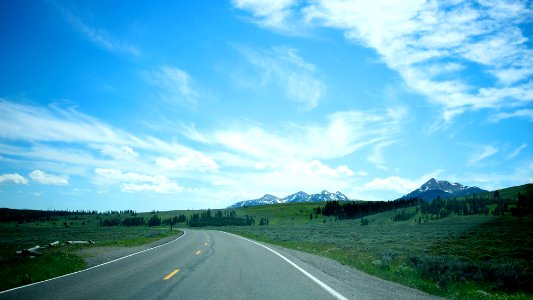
(0, 0, 532, 211)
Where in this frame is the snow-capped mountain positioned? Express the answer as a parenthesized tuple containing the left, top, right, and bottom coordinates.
(403, 178, 488, 201)
(229, 190, 349, 208)
(285, 191, 310, 203)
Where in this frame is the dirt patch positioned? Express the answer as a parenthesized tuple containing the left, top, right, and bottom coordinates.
(76, 233, 183, 267)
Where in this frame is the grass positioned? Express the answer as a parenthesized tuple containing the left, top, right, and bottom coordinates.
(0, 220, 181, 291)
(220, 207, 533, 300)
(1, 183, 531, 296)
(456, 183, 533, 202)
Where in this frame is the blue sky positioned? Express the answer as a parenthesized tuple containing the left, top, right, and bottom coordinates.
(0, 0, 532, 211)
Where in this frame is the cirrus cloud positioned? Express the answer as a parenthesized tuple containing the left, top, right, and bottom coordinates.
(234, 0, 533, 122)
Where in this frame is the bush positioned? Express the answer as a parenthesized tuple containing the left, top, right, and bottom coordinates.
(407, 255, 533, 292)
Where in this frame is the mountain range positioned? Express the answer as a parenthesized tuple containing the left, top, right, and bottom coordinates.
(228, 178, 487, 208)
(402, 178, 488, 201)
(229, 190, 349, 208)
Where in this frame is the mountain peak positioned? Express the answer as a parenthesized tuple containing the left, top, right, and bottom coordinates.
(228, 190, 349, 208)
(405, 179, 488, 201)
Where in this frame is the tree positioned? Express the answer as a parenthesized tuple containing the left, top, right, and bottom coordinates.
(494, 190, 503, 216)
(148, 214, 161, 227)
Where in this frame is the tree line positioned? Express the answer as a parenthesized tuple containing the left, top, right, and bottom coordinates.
(319, 198, 420, 220)
(419, 190, 533, 219)
(188, 209, 254, 227)
(0, 208, 98, 223)
(98, 209, 253, 228)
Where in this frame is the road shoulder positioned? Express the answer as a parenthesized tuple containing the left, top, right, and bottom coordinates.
(231, 234, 443, 300)
(76, 231, 183, 267)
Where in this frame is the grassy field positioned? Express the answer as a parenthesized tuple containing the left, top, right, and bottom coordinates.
(1, 184, 531, 297)
(133, 201, 325, 225)
(0, 219, 181, 292)
(221, 207, 533, 300)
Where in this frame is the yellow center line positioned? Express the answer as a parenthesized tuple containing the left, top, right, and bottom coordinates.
(163, 269, 180, 281)
(195, 250, 201, 255)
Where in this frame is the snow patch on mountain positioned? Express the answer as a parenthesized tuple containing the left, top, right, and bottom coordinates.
(403, 178, 488, 201)
(229, 190, 349, 208)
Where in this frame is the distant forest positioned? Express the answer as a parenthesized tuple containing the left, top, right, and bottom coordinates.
(319, 198, 419, 220)
(419, 190, 533, 219)
(0, 208, 253, 228)
(1, 187, 531, 227)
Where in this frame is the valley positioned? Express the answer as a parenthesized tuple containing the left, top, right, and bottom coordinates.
(0, 182, 532, 299)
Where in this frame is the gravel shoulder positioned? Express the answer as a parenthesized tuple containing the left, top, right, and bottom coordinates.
(262, 241, 444, 300)
(75, 232, 183, 267)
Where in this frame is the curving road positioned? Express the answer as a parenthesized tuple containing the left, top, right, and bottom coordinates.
(0, 230, 441, 300)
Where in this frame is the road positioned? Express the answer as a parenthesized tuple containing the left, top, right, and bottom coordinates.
(0, 230, 440, 300)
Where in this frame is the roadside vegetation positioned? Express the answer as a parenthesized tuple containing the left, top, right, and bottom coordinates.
(222, 183, 533, 300)
(1, 183, 531, 298)
(0, 213, 182, 291)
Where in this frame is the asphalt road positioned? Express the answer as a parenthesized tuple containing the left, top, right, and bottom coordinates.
(0, 230, 440, 300)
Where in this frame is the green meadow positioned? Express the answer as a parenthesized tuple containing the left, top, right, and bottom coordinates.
(0, 183, 531, 299)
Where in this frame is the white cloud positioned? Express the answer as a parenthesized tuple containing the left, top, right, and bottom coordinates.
(0, 99, 194, 161)
(94, 168, 182, 194)
(508, 143, 527, 159)
(284, 160, 355, 177)
(363, 170, 444, 195)
(364, 176, 419, 195)
(0, 100, 135, 146)
(95, 168, 161, 183)
(468, 146, 498, 166)
(212, 107, 406, 163)
(367, 141, 396, 170)
(239, 46, 326, 111)
(235, 0, 533, 121)
(155, 153, 219, 172)
(144, 66, 199, 106)
(232, 0, 298, 30)
(0, 173, 28, 184)
(121, 146, 138, 157)
(29, 170, 68, 185)
(181, 124, 211, 144)
(120, 181, 182, 194)
(490, 109, 533, 123)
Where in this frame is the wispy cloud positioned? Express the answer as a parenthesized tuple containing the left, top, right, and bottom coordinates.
(0, 99, 191, 156)
(95, 168, 182, 193)
(363, 176, 419, 195)
(143, 66, 200, 107)
(29, 170, 68, 185)
(232, 0, 302, 33)
(237, 46, 326, 111)
(363, 170, 444, 195)
(490, 109, 533, 123)
(468, 145, 498, 166)
(155, 153, 219, 173)
(234, 1, 533, 122)
(367, 140, 396, 170)
(209, 107, 406, 163)
(0, 99, 215, 192)
(284, 160, 356, 177)
(0, 173, 28, 185)
(55, 4, 139, 57)
(508, 143, 527, 159)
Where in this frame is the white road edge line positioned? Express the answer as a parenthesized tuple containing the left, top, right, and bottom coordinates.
(224, 232, 349, 300)
(0, 230, 187, 294)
